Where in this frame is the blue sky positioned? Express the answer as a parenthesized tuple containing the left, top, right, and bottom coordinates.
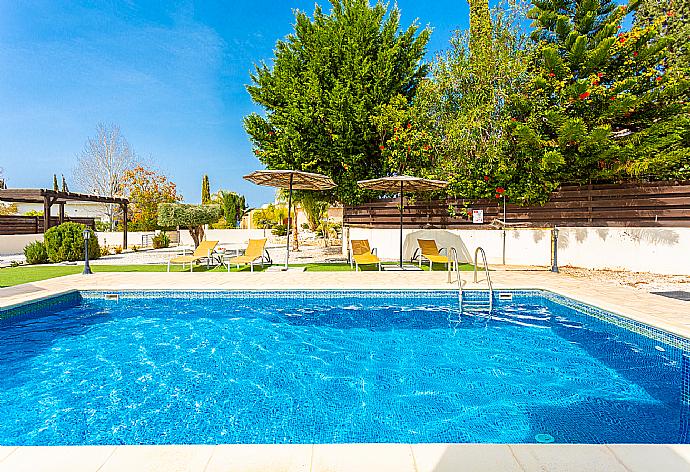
(1, 0, 483, 206)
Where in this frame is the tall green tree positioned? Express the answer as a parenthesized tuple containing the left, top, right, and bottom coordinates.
(635, 0, 689, 70)
(213, 191, 247, 228)
(52, 174, 59, 191)
(244, 0, 431, 204)
(469, 0, 494, 83)
(502, 0, 690, 203)
(201, 175, 211, 205)
(408, 0, 532, 199)
(61, 175, 69, 192)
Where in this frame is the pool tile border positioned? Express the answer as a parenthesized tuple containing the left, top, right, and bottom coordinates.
(0, 290, 81, 322)
(3, 287, 688, 355)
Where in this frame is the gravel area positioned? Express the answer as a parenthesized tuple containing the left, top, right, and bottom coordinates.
(560, 266, 690, 294)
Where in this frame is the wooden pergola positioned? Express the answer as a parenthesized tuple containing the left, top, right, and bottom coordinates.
(0, 189, 130, 248)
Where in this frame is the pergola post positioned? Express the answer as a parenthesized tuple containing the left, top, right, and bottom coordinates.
(122, 203, 128, 249)
(43, 196, 50, 232)
(59, 203, 65, 225)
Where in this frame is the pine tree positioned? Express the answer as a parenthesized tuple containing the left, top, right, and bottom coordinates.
(52, 174, 59, 191)
(635, 0, 689, 70)
(244, 0, 430, 204)
(503, 0, 690, 203)
(201, 175, 211, 205)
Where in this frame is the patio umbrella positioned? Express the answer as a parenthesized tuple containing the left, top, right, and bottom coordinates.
(357, 175, 448, 269)
(244, 170, 336, 270)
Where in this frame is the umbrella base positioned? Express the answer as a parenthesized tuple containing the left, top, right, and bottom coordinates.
(382, 264, 424, 272)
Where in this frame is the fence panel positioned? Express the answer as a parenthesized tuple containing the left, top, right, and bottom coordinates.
(0, 216, 96, 235)
(343, 181, 690, 228)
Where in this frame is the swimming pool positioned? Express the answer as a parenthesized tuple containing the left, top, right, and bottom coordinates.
(0, 290, 688, 445)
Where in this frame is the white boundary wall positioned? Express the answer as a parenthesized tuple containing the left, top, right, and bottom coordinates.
(178, 229, 271, 247)
(0, 229, 274, 256)
(96, 229, 272, 248)
(346, 227, 690, 275)
(0, 234, 44, 256)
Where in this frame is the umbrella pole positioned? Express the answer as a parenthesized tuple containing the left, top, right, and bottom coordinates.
(399, 180, 403, 268)
(285, 174, 293, 270)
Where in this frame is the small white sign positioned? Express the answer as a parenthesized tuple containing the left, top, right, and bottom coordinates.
(472, 209, 484, 224)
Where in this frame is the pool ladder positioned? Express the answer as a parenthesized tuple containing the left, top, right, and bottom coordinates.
(447, 247, 463, 311)
(447, 247, 493, 316)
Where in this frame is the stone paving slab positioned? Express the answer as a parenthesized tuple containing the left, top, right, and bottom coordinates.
(2, 444, 690, 471)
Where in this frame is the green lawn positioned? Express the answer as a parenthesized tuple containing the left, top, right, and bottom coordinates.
(0, 261, 475, 287)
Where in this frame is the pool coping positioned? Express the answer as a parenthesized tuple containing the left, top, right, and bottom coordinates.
(1, 271, 690, 471)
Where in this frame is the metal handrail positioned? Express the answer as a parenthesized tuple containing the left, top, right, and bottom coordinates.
(447, 247, 463, 312)
(473, 247, 493, 313)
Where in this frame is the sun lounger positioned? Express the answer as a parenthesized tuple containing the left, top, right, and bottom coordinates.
(415, 239, 450, 270)
(167, 240, 219, 272)
(350, 239, 381, 271)
(226, 239, 269, 272)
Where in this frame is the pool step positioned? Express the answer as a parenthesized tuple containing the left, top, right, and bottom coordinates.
(462, 293, 493, 316)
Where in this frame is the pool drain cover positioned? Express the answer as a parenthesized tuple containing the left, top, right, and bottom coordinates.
(535, 433, 555, 443)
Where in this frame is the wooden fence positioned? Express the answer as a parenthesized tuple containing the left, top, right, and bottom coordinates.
(0, 216, 96, 235)
(343, 181, 690, 228)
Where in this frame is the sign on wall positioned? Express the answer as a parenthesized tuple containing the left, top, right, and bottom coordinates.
(472, 209, 484, 224)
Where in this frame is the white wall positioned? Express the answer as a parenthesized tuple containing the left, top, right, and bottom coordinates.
(556, 227, 690, 275)
(0, 234, 44, 256)
(15, 202, 110, 220)
(96, 231, 157, 248)
(345, 227, 690, 275)
(0, 229, 275, 256)
(178, 229, 270, 246)
(95, 229, 271, 248)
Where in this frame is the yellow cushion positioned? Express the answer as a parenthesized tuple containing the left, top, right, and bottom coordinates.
(350, 240, 372, 256)
(354, 253, 380, 265)
(192, 240, 218, 257)
(228, 255, 261, 265)
(169, 255, 201, 264)
(423, 254, 449, 264)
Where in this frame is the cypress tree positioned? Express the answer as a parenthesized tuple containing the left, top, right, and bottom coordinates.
(244, 0, 431, 204)
(469, 0, 494, 84)
(52, 174, 59, 191)
(61, 175, 69, 192)
(201, 175, 211, 205)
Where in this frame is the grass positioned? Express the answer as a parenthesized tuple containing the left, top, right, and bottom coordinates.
(0, 261, 475, 288)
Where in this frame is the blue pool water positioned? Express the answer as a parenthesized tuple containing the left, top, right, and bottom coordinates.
(0, 290, 688, 445)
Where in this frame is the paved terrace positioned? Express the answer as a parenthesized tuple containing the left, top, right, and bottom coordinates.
(1, 270, 690, 471)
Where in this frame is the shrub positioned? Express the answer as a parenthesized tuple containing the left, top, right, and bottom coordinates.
(24, 241, 48, 265)
(100, 245, 111, 257)
(271, 224, 288, 236)
(114, 245, 122, 254)
(152, 232, 170, 249)
(44, 222, 100, 262)
(95, 221, 112, 232)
